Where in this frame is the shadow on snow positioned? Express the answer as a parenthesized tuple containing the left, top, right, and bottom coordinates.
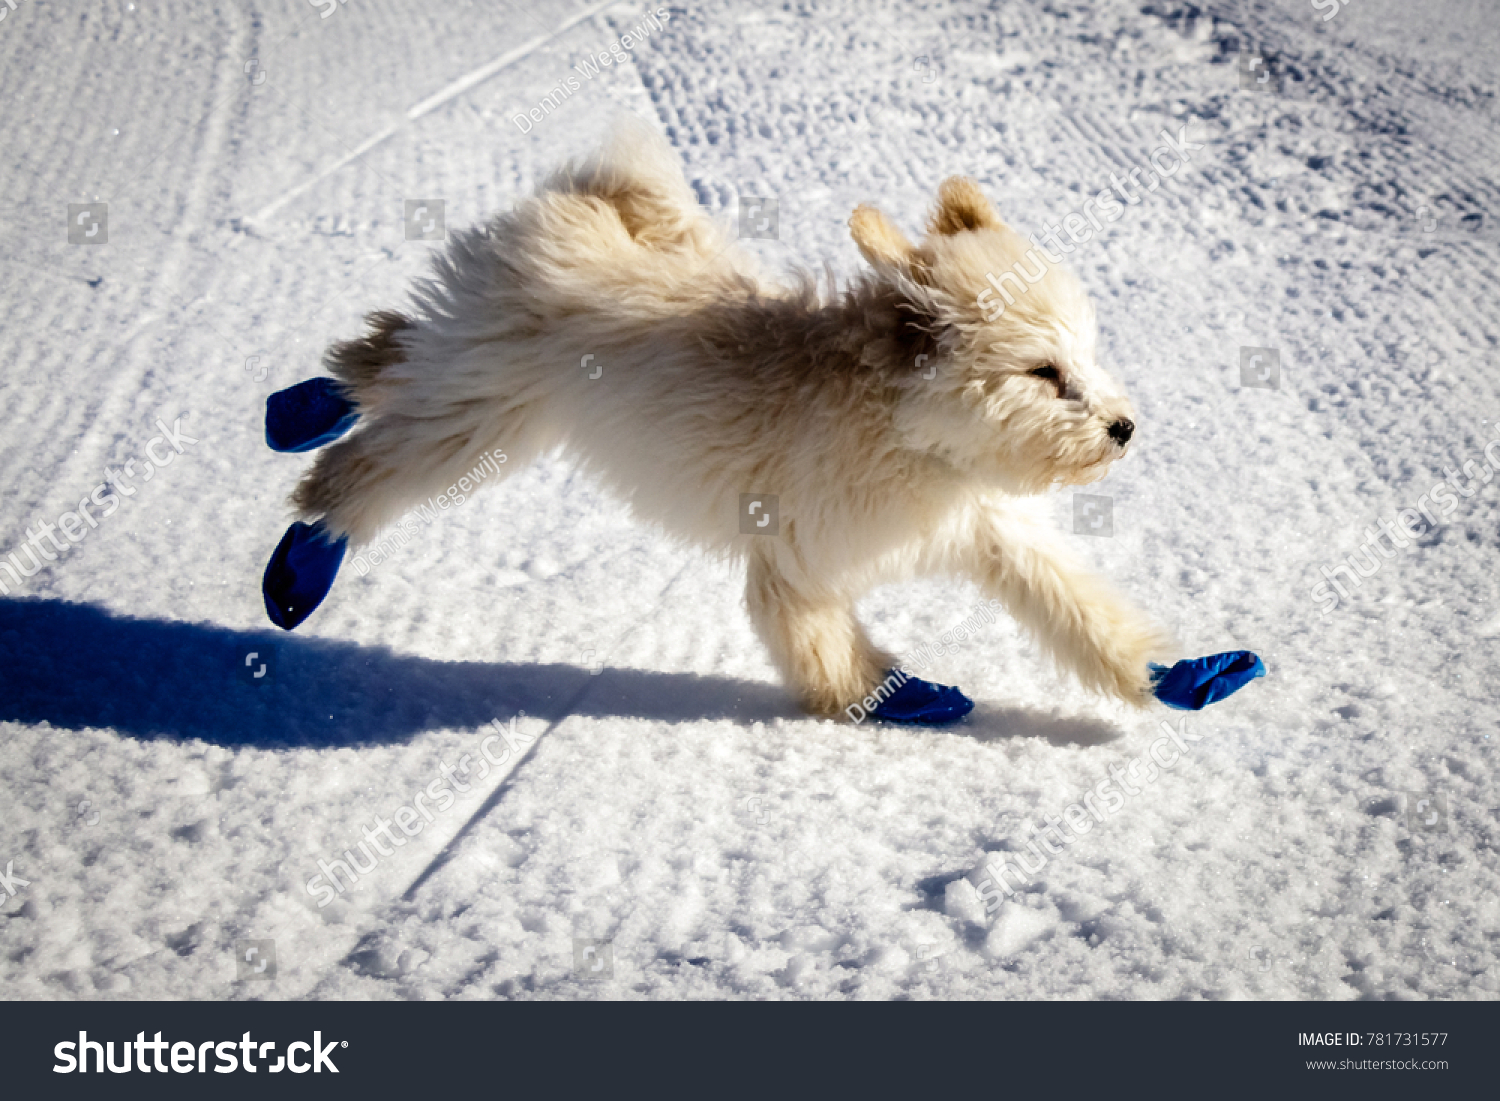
(0, 598, 1123, 749)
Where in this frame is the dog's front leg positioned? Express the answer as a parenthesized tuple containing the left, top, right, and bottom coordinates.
(966, 505, 1172, 706)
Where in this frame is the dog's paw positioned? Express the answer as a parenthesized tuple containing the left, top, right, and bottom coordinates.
(1094, 621, 1176, 708)
(866, 670, 974, 725)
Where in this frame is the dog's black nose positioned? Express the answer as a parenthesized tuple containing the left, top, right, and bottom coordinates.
(1108, 418, 1134, 445)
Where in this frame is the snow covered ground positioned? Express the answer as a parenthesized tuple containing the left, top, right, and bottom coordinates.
(1, 0, 1497, 1000)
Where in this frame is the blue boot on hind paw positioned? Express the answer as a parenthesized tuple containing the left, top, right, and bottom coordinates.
(869, 670, 974, 725)
(263, 521, 347, 630)
(265, 377, 359, 453)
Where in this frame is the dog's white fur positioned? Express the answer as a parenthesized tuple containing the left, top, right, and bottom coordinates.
(292, 120, 1173, 717)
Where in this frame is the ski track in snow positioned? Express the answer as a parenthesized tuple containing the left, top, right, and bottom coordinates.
(0, 0, 1497, 999)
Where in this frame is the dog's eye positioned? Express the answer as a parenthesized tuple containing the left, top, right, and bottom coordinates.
(1029, 366, 1061, 381)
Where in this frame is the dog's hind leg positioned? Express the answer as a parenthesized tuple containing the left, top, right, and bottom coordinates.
(288, 308, 561, 545)
(288, 401, 548, 547)
(961, 502, 1173, 706)
(744, 544, 896, 719)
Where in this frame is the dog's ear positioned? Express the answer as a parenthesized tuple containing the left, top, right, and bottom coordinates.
(850, 205, 931, 283)
(850, 207, 946, 369)
(927, 177, 1003, 236)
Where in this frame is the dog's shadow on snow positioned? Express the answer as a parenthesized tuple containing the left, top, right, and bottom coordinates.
(0, 598, 1121, 750)
(0, 598, 801, 748)
(953, 705, 1125, 747)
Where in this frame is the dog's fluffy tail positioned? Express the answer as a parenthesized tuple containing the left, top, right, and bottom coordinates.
(288, 120, 722, 546)
(544, 116, 708, 249)
(322, 309, 414, 393)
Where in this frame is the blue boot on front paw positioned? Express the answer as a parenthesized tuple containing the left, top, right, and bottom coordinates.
(262, 521, 347, 630)
(265, 377, 359, 453)
(1150, 650, 1266, 711)
(869, 670, 974, 725)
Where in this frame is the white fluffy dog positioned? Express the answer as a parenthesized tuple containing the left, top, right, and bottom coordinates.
(291, 121, 1172, 719)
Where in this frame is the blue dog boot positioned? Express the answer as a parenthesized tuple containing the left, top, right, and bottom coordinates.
(263, 521, 347, 630)
(870, 670, 974, 725)
(1150, 650, 1266, 711)
(266, 377, 359, 453)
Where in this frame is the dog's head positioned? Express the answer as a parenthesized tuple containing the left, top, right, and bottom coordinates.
(850, 178, 1135, 494)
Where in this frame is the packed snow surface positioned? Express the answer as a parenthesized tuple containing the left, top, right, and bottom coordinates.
(1, 0, 1497, 999)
